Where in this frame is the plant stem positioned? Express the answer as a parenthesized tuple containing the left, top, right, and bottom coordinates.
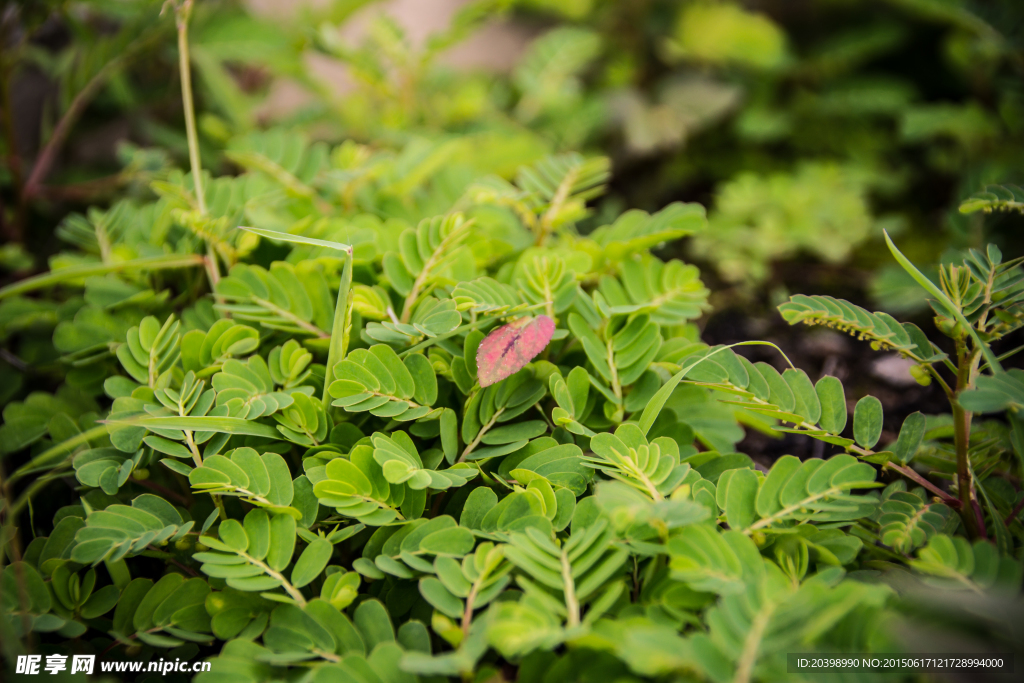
(186, 430, 227, 520)
(459, 408, 504, 463)
(0, 254, 205, 301)
(461, 577, 482, 636)
(236, 550, 307, 606)
(176, 0, 205, 216)
(733, 602, 774, 683)
(174, 0, 221, 293)
(1005, 497, 1024, 525)
(882, 462, 960, 507)
(0, 460, 34, 647)
(952, 339, 979, 536)
(398, 221, 470, 323)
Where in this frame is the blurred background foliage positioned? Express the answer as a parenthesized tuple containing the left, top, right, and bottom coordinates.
(2, 0, 1023, 315)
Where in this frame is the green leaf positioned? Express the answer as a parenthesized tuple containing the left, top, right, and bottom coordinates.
(107, 415, 282, 439)
(779, 294, 916, 356)
(291, 538, 333, 588)
(891, 412, 926, 464)
(721, 468, 759, 530)
(267, 514, 297, 572)
(240, 226, 351, 252)
(353, 599, 394, 651)
(815, 376, 847, 435)
(783, 368, 820, 423)
(418, 577, 463, 619)
(853, 396, 883, 449)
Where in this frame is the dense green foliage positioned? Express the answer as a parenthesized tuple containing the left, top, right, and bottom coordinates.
(1, 1, 1023, 682)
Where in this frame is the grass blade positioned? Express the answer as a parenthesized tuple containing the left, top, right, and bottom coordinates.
(239, 226, 352, 253)
(323, 247, 353, 405)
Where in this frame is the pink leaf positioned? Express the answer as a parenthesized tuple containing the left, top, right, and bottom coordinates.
(476, 315, 555, 387)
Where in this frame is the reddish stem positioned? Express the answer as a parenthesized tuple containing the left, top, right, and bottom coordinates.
(1005, 497, 1024, 525)
(883, 462, 961, 508)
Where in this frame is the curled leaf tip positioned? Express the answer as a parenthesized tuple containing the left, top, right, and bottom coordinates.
(476, 315, 555, 387)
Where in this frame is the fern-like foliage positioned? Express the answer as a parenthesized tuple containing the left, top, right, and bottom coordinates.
(328, 345, 439, 421)
(490, 520, 628, 656)
(215, 262, 335, 337)
(910, 535, 1023, 592)
(584, 425, 692, 501)
(188, 447, 298, 515)
(418, 542, 511, 627)
(513, 27, 602, 124)
(959, 183, 1024, 214)
(382, 213, 472, 322)
(718, 454, 880, 534)
(451, 277, 529, 317)
(71, 494, 194, 565)
(224, 129, 329, 202)
(196, 509, 316, 606)
(212, 356, 311, 419)
(372, 431, 477, 490)
(516, 255, 578, 318)
(364, 296, 462, 344)
(587, 202, 707, 263)
(874, 483, 955, 553)
(597, 255, 710, 325)
(778, 294, 933, 358)
(115, 314, 181, 389)
(310, 443, 425, 526)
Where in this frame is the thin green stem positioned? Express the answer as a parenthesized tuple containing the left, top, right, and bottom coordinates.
(236, 550, 307, 606)
(884, 231, 1001, 373)
(882, 462, 960, 507)
(174, 0, 221, 295)
(176, 0, 205, 216)
(461, 575, 484, 636)
(0, 254, 205, 301)
(186, 430, 226, 520)
(606, 335, 622, 405)
(459, 408, 504, 463)
(924, 363, 954, 399)
(952, 340, 979, 536)
(733, 601, 775, 683)
(9, 472, 73, 518)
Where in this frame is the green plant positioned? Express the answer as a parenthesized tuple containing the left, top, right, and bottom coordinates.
(2, 3, 1024, 682)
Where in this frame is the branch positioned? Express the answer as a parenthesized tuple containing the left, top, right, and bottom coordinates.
(883, 462, 961, 508)
(23, 27, 165, 198)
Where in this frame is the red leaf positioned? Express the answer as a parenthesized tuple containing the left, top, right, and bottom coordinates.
(476, 315, 555, 387)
